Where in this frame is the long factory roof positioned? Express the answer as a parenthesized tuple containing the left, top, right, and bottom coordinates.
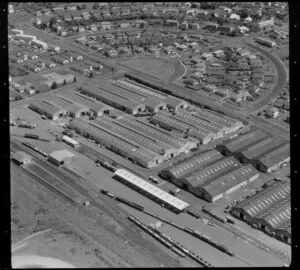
(193, 108, 243, 129)
(168, 150, 223, 179)
(80, 83, 144, 111)
(120, 79, 168, 100)
(186, 157, 240, 188)
(241, 136, 285, 161)
(102, 79, 149, 103)
(254, 197, 290, 229)
(70, 118, 159, 163)
(29, 99, 66, 116)
(57, 91, 111, 114)
(258, 143, 290, 168)
(233, 180, 290, 218)
(46, 95, 88, 115)
(223, 129, 268, 153)
(175, 110, 225, 133)
(203, 164, 259, 197)
(151, 112, 215, 140)
(93, 116, 165, 155)
(115, 168, 190, 211)
(116, 116, 188, 149)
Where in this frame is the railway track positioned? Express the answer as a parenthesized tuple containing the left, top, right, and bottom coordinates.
(15, 162, 77, 206)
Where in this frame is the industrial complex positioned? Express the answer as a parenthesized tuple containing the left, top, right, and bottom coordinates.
(9, 2, 290, 269)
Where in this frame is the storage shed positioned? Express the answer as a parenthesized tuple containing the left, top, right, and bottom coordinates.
(48, 149, 74, 166)
(12, 151, 33, 165)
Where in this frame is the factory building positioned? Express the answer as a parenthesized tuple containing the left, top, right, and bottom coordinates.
(194, 108, 243, 134)
(93, 116, 176, 158)
(48, 149, 74, 166)
(150, 111, 215, 144)
(116, 116, 197, 153)
(198, 164, 259, 202)
(255, 143, 290, 173)
(237, 136, 285, 164)
(175, 110, 226, 138)
(69, 118, 163, 168)
(231, 180, 290, 244)
(160, 150, 224, 186)
(216, 129, 268, 156)
(160, 151, 260, 202)
(114, 168, 190, 213)
(79, 83, 145, 115)
(45, 95, 89, 118)
(29, 99, 67, 120)
(57, 91, 113, 117)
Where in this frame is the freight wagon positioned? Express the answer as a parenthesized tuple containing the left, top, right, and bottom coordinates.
(24, 133, 39, 139)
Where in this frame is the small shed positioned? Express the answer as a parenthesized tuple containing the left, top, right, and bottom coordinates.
(48, 149, 74, 166)
(12, 151, 33, 165)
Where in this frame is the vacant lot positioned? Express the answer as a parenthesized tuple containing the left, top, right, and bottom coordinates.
(124, 58, 175, 81)
(273, 46, 289, 59)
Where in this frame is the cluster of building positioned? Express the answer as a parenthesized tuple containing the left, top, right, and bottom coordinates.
(8, 29, 49, 51)
(231, 180, 290, 244)
(69, 116, 197, 168)
(160, 149, 260, 203)
(185, 46, 273, 103)
(217, 129, 290, 173)
(75, 30, 220, 59)
(150, 108, 243, 144)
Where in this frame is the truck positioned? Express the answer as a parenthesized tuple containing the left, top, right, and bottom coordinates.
(41, 115, 47, 120)
(169, 188, 181, 196)
(149, 176, 159, 184)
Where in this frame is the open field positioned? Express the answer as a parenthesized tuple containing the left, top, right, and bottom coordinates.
(123, 58, 176, 81)
(272, 46, 289, 59)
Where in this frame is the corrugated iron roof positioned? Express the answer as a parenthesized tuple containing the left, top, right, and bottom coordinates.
(115, 168, 190, 211)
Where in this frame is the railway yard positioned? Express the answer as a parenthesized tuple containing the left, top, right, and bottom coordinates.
(9, 2, 291, 268)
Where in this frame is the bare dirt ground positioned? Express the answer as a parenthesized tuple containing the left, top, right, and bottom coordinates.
(11, 162, 182, 268)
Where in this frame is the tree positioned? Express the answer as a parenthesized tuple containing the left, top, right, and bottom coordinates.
(51, 81, 57, 89)
(238, 9, 250, 19)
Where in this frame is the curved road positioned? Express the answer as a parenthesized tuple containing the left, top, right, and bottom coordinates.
(12, 255, 76, 268)
(242, 41, 288, 113)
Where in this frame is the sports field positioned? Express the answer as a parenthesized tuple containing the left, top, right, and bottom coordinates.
(124, 58, 176, 80)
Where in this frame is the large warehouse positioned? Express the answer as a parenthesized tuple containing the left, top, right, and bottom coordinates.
(194, 108, 243, 134)
(216, 129, 268, 156)
(70, 118, 162, 168)
(237, 136, 285, 164)
(29, 99, 67, 120)
(160, 150, 260, 202)
(80, 83, 146, 115)
(114, 168, 190, 213)
(160, 149, 224, 186)
(69, 115, 197, 168)
(150, 111, 216, 144)
(116, 116, 197, 154)
(57, 91, 113, 117)
(231, 180, 290, 244)
(255, 143, 290, 173)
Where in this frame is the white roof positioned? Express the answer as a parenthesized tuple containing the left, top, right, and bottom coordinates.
(115, 169, 190, 211)
(49, 149, 74, 162)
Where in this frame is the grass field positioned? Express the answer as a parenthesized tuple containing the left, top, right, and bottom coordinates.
(124, 58, 176, 81)
(273, 46, 289, 59)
